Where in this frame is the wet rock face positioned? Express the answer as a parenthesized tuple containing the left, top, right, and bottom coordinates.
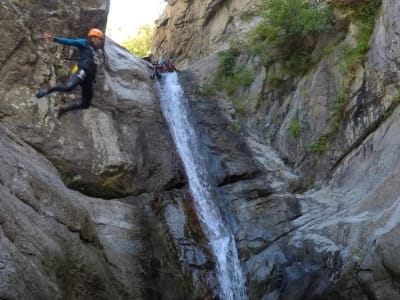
(0, 125, 215, 299)
(152, 0, 262, 68)
(129, 190, 219, 300)
(0, 126, 135, 299)
(0, 0, 214, 299)
(6, 0, 400, 299)
(0, 1, 184, 199)
(153, 0, 400, 299)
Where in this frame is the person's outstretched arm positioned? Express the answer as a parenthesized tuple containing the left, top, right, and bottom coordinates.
(40, 33, 87, 48)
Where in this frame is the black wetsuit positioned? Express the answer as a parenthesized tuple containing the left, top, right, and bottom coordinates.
(46, 37, 100, 113)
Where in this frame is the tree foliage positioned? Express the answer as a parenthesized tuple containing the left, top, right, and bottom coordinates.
(262, 0, 333, 38)
(121, 24, 154, 57)
(249, 0, 333, 75)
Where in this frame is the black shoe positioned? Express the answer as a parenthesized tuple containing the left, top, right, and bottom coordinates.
(36, 89, 48, 98)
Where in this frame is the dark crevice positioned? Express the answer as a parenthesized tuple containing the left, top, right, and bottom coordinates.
(330, 97, 400, 175)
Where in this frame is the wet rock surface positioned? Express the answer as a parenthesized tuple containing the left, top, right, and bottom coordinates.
(154, 0, 400, 299)
(4, 0, 400, 299)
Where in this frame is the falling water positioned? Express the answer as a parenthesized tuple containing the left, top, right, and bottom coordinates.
(159, 73, 248, 299)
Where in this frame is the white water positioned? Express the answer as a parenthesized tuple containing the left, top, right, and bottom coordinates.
(159, 73, 248, 300)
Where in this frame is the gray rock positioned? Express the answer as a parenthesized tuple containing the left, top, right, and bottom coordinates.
(5, 0, 400, 299)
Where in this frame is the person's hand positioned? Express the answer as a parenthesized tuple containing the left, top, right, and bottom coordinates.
(40, 33, 54, 41)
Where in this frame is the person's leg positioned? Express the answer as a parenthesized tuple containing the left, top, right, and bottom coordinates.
(36, 70, 85, 98)
(58, 76, 93, 117)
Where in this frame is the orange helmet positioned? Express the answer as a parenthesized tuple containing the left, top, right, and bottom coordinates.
(87, 28, 104, 39)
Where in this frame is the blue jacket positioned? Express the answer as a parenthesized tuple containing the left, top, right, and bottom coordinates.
(54, 37, 97, 76)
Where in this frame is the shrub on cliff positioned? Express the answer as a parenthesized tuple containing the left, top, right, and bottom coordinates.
(251, 0, 333, 74)
(122, 24, 154, 57)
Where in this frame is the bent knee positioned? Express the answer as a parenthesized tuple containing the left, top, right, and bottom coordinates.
(64, 82, 77, 91)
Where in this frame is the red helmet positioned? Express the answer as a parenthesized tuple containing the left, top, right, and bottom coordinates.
(87, 28, 104, 39)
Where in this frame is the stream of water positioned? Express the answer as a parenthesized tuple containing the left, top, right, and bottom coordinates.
(159, 73, 248, 300)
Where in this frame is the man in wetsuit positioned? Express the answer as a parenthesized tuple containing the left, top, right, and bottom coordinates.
(36, 28, 104, 117)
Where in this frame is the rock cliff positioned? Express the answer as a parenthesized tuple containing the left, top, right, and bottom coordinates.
(153, 0, 400, 299)
(0, 0, 215, 299)
(3, 0, 400, 299)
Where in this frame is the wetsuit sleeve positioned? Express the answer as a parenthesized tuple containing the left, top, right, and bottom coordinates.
(53, 37, 87, 48)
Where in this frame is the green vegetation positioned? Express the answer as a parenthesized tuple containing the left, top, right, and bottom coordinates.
(340, 1, 381, 76)
(309, 135, 329, 154)
(262, 0, 333, 36)
(202, 48, 254, 97)
(218, 48, 239, 77)
(309, 0, 381, 154)
(121, 24, 154, 57)
(267, 72, 285, 89)
(250, 0, 333, 75)
(228, 120, 242, 132)
(201, 0, 382, 148)
(331, 93, 347, 132)
(288, 116, 301, 139)
(203, 0, 333, 95)
(309, 93, 348, 154)
(233, 97, 246, 118)
(337, 0, 381, 89)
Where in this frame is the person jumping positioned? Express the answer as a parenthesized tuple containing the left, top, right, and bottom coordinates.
(36, 28, 104, 117)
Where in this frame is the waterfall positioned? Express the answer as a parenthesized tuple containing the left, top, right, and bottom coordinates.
(159, 73, 248, 300)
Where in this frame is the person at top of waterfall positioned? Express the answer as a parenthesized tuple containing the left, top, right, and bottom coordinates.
(35, 28, 105, 117)
(165, 58, 177, 72)
(142, 53, 161, 79)
(159, 59, 167, 72)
